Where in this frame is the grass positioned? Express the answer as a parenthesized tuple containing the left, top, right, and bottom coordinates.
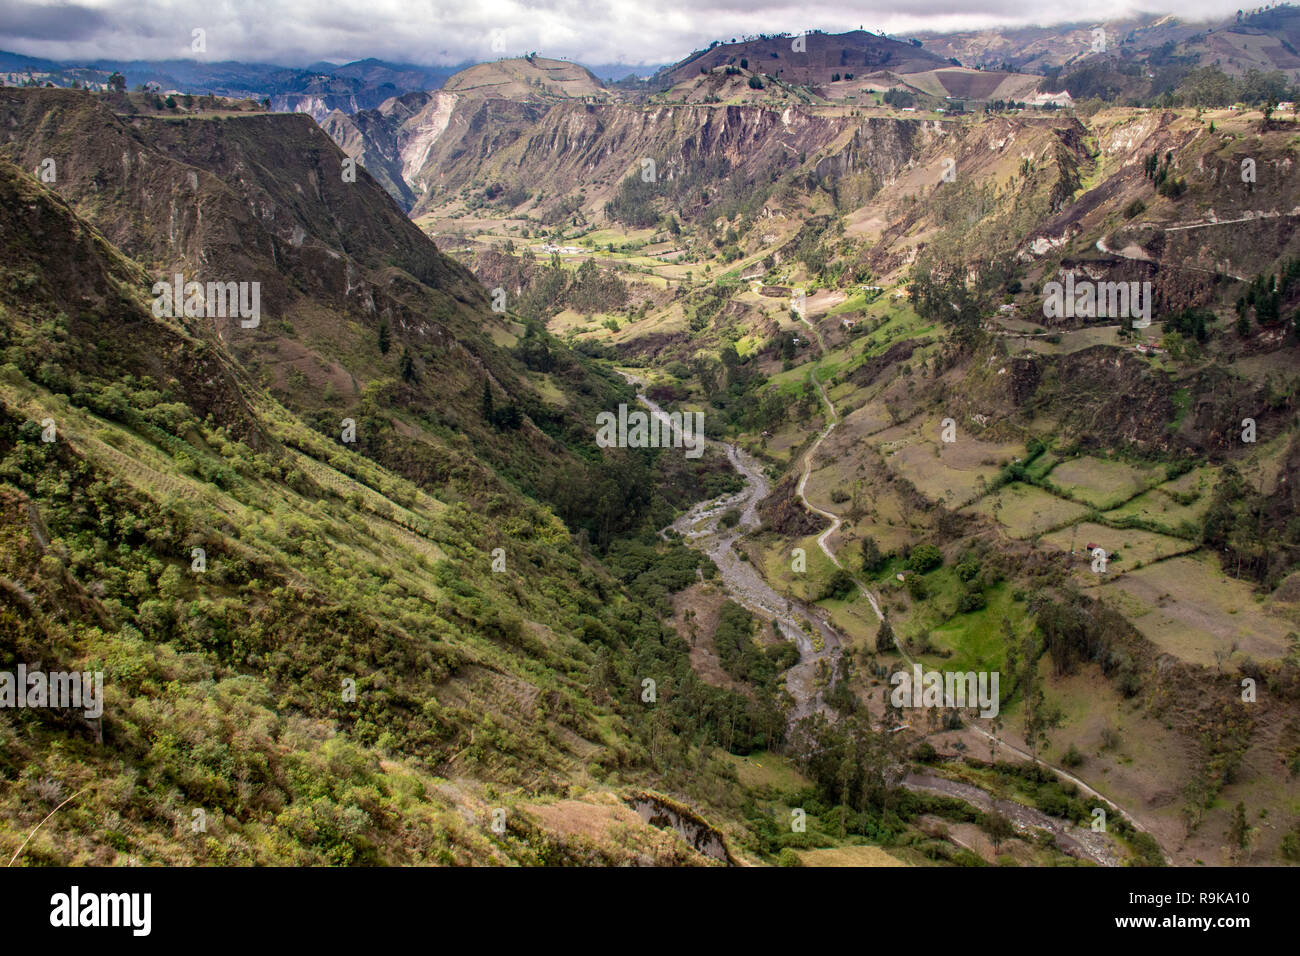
(966, 482, 1092, 539)
(1040, 521, 1195, 573)
(920, 583, 1028, 675)
(1106, 553, 1296, 665)
(1044, 456, 1164, 510)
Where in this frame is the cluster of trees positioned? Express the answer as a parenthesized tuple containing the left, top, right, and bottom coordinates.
(1053, 58, 1296, 109)
(1175, 66, 1293, 109)
(1236, 257, 1300, 334)
(712, 601, 800, 690)
(1162, 306, 1214, 343)
(1143, 150, 1186, 198)
(882, 88, 915, 108)
(908, 257, 983, 346)
(1202, 456, 1300, 587)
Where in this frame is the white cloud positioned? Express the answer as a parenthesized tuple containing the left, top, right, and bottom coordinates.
(0, 0, 1253, 67)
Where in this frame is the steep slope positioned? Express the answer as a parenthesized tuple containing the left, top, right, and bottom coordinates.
(0, 89, 652, 533)
(327, 90, 544, 213)
(0, 149, 775, 866)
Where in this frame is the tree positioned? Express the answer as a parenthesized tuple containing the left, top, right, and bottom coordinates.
(876, 616, 895, 652)
(480, 378, 494, 421)
(905, 544, 942, 573)
(1229, 802, 1252, 854)
(822, 568, 856, 601)
(860, 536, 886, 574)
(108, 71, 126, 92)
(985, 811, 1014, 850)
(377, 319, 391, 355)
(399, 347, 416, 383)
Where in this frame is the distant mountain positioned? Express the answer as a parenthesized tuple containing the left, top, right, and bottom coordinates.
(582, 62, 670, 82)
(652, 29, 948, 89)
(0, 50, 664, 120)
(918, 6, 1300, 82)
(0, 51, 467, 119)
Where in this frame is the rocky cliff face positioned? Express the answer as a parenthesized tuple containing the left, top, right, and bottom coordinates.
(0, 89, 629, 513)
(330, 91, 939, 224)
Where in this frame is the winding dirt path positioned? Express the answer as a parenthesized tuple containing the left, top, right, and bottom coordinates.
(788, 295, 1160, 851)
(622, 344, 1158, 862)
(625, 376, 842, 724)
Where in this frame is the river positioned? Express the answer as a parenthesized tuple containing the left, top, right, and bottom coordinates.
(625, 374, 1131, 866)
(630, 381, 842, 723)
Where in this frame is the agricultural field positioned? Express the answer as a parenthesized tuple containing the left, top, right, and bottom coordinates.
(965, 482, 1092, 538)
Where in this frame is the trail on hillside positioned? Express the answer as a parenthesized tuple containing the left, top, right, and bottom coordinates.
(622, 341, 1156, 862)
(795, 302, 890, 630)
(789, 296, 1160, 848)
(624, 375, 842, 725)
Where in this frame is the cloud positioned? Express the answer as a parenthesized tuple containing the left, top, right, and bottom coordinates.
(0, 2, 109, 42)
(0, 0, 1253, 68)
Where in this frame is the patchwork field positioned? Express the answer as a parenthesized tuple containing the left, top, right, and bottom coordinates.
(1044, 456, 1164, 509)
(875, 417, 1023, 506)
(794, 845, 908, 866)
(1039, 521, 1195, 575)
(965, 481, 1092, 538)
(1104, 553, 1296, 666)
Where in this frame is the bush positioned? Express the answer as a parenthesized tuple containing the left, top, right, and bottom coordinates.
(906, 544, 943, 574)
(1281, 826, 1300, 862)
(822, 568, 856, 601)
(1123, 198, 1146, 218)
(777, 848, 803, 866)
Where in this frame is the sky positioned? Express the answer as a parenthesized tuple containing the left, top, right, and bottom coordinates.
(0, 0, 1258, 68)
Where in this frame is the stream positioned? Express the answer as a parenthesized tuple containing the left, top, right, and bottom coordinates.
(630, 381, 842, 723)
(624, 375, 1131, 865)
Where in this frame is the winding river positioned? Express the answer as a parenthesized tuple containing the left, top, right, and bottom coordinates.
(624, 374, 1136, 866)
(630, 381, 842, 723)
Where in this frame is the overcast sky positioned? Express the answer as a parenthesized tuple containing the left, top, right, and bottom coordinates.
(0, 0, 1255, 67)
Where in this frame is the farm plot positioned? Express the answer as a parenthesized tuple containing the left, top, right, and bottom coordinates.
(1105, 553, 1295, 665)
(1039, 521, 1195, 574)
(1044, 456, 1164, 509)
(965, 482, 1091, 538)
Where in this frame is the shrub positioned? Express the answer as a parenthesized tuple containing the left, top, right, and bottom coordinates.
(906, 544, 942, 573)
(822, 568, 856, 601)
